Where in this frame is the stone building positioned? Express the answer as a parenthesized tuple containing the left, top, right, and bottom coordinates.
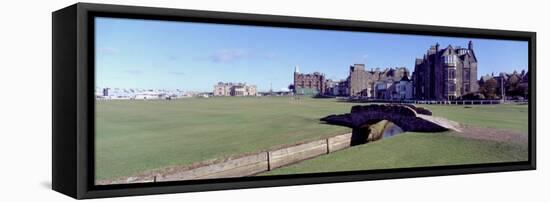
(213, 82, 257, 96)
(371, 73, 413, 100)
(293, 66, 327, 95)
(348, 64, 409, 97)
(331, 80, 350, 96)
(396, 74, 414, 100)
(412, 41, 479, 100)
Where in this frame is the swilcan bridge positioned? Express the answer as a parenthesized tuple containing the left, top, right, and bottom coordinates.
(320, 104, 462, 144)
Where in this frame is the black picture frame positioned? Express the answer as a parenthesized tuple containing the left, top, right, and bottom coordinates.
(52, 2, 536, 199)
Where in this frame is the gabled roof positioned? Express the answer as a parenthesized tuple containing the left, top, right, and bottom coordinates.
(459, 52, 477, 63)
(400, 74, 411, 82)
(522, 71, 529, 82)
(466, 49, 477, 62)
(439, 45, 455, 55)
(386, 68, 395, 77)
(480, 74, 493, 82)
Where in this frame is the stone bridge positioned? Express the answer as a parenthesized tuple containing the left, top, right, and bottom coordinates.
(320, 104, 461, 144)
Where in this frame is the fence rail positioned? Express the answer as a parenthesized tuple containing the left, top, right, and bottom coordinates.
(343, 98, 528, 105)
(96, 132, 355, 185)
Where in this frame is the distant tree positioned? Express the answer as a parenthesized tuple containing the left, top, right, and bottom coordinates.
(516, 83, 529, 98)
(479, 78, 499, 99)
(506, 75, 522, 97)
(460, 92, 485, 100)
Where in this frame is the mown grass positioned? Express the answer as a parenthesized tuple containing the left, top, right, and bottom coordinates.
(95, 96, 354, 180)
(261, 103, 529, 176)
(261, 131, 528, 176)
(96, 97, 529, 180)
(418, 104, 528, 134)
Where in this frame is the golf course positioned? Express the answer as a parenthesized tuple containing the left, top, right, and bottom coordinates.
(95, 96, 354, 181)
(95, 96, 528, 181)
(262, 102, 528, 176)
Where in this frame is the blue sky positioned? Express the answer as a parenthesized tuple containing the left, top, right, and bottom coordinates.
(95, 17, 528, 92)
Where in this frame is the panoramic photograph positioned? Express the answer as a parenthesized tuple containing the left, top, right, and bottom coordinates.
(94, 17, 529, 185)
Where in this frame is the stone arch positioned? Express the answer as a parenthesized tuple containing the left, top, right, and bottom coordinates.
(321, 104, 451, 133)
(321, 104, 459, 145)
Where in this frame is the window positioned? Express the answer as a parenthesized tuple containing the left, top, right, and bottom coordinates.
(448, 83, 456, 92)
(463, 70, 470, 81)
(443, 55, 456, 64)
(464, 83, 470, 92)
(448, 69, 455, 79)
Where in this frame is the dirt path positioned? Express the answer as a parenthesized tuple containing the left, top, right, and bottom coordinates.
(454, 125, 528, 144)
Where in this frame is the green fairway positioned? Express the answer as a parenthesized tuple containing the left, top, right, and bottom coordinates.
(261, 103, 529, 176)
(417, 104, 528, 134)
(96, 96, 529, 180)
(261, 131, 528, 176)
(95, 96, 354, 180)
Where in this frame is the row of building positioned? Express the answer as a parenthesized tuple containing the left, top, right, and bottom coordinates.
(480, 70, 529, 87)
(97, 83, 260, 100)
(293, 41, 528, 101)
(293, 65, 414, 100)
(99, 41, 528, 101)
(213, 82, 258, 96)
(96, 88, 208, 100)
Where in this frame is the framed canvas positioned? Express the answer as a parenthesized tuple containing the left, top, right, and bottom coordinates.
(52, 3, 536, 199)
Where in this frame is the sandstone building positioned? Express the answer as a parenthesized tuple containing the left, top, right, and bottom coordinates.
(412, 41, 479, 100)
(213, 82, 257, 96)
(330, 80, 350, 96)
(293, 66, 327, 95)
(348, 64, 410, 98)
(292, 64, 412, 99)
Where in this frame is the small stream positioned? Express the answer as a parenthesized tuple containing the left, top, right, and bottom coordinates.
(382, 121, 404, 138)
(350, 120, 405, 145)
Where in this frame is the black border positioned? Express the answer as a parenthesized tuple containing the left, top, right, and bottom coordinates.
(52, 2, 536, 199)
